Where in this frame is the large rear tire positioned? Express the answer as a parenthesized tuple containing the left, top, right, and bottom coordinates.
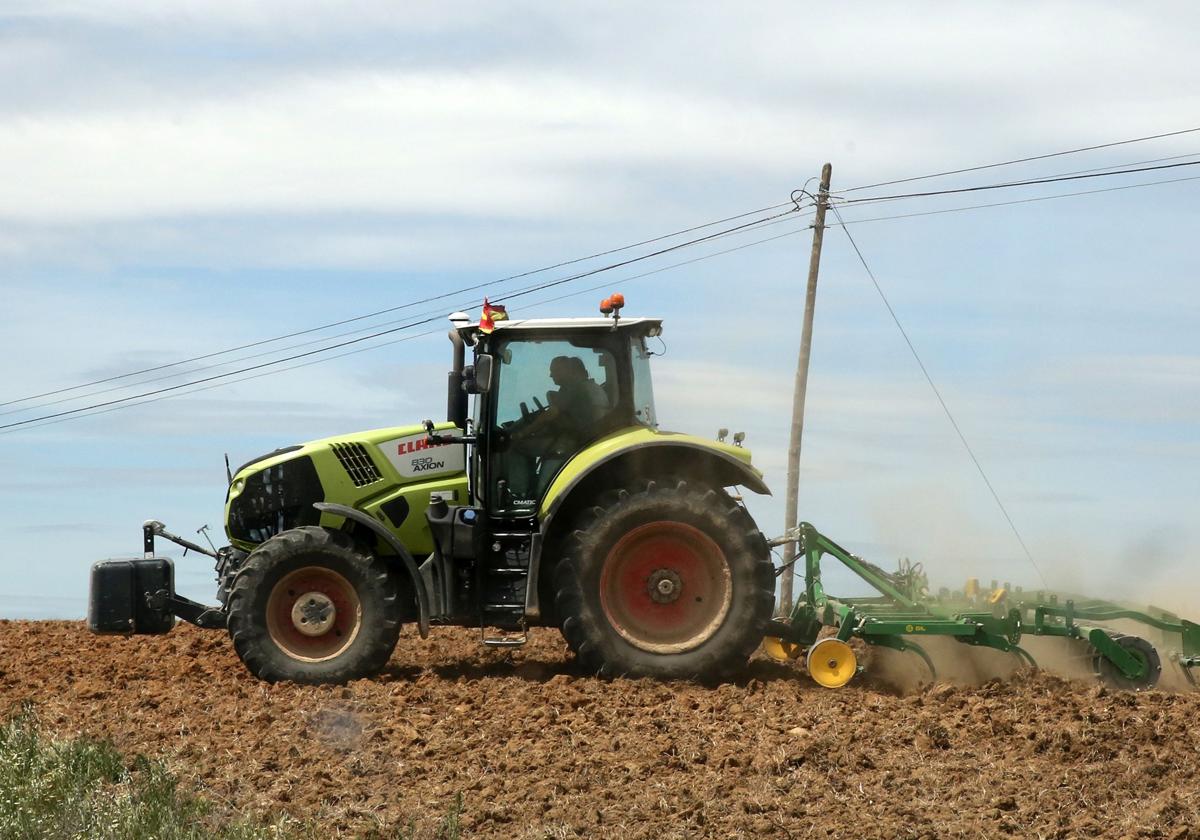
(554, 480, 774, 680)
(227, 526, 402, 684)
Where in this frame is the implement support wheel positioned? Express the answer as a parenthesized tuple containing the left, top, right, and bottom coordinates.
(807, 638, 857, 689)
(761, 636, 804, 662)
(1092, 633, 1162, 691)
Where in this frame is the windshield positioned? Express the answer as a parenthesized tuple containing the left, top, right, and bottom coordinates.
(487, 335, 619, 513)
(493, 339, 615, 429)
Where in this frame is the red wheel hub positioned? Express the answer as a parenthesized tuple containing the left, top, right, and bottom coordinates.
(599, 521, 732, 654)
(266, 566, 362, 662)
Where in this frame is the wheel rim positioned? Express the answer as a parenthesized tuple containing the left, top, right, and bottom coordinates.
(599, 521, 733, 654)
(266, 566, 362, 662)
(806, 638, 857, 689)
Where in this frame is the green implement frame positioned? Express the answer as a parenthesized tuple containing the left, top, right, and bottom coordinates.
(770, 523, 1200, 689)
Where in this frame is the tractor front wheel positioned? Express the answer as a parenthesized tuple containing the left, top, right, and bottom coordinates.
(554, 480, 775, 680)
(227, 526, 402, 684)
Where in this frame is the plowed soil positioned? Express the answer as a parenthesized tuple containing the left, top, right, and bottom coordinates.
(2, 621, 1198, 839)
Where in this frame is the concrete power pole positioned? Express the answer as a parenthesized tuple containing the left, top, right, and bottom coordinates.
(779, 162, 832, 616)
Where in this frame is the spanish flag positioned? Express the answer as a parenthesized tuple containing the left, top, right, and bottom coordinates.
(479, 298, 509, 334)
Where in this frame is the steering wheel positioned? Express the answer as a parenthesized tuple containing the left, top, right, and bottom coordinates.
(496, 401, 553, 449)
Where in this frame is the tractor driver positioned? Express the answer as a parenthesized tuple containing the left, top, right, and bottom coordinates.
(503, 355, 609, 503)
(518, 355, 609, 448)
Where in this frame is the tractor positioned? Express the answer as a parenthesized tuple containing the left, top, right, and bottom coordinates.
(88, 297, 777, 684)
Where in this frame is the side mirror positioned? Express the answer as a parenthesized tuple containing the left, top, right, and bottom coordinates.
(463, 353, 495, 394)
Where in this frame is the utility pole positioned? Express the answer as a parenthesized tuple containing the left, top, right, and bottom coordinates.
(780, 162, 832, 616)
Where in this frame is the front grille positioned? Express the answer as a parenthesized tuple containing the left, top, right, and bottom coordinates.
(331, 442, 383, 487)
(227, 456, 324, 544)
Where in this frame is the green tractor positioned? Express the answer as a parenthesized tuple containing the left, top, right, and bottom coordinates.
(89, 298, 777, 684)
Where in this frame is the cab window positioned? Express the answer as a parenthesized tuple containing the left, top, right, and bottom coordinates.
(488, 336, 617, 512)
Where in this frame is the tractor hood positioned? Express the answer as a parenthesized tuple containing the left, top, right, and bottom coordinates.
(224, 421, 465, 549)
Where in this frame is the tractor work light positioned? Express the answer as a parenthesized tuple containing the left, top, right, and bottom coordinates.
(600, 292, 626, 316)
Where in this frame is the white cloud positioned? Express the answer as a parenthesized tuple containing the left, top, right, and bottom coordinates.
(1051, 353, 1200, 388)
(1028, 353, 1200, 424)
(2, 1, 1199, 233)
(0, 69, 824, 224)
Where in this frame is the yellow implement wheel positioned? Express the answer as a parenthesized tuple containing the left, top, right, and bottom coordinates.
(806, 638, 857, 689)
(761, 636, 803, 662)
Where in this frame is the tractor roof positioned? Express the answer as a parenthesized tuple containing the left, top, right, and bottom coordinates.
(491, 317, 660, 331)
(456, 316, 662, 337)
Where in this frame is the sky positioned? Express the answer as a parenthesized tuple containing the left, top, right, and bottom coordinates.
(0, 1, 1197, 619)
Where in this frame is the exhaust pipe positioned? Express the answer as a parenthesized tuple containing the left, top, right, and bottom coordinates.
(447, 328, 468, 428)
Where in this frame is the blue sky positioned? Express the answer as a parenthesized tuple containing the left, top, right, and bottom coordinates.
(1, 2, 1197, 618)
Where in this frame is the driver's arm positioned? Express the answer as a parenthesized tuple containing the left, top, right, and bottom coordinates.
(506, 398, 561, 444)
(512, 400, 561, 438)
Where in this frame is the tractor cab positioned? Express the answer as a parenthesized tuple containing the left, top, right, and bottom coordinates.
(452, 314, 662, 515)
(419, 306, 668, 639)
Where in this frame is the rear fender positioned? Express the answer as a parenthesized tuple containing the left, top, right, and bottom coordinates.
(539, 431, 769, 525)
(529, 431, 770, 622)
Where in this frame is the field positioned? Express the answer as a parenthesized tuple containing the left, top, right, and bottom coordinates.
(1, 620, 1197, 839)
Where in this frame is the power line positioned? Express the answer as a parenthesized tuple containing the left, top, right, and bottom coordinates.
(0, 310, 450, 432)
(0, 309, 443, 419)
(14, 129, 1199, 436)
(826, 201, 1049, 588)
(12, 163, 1197, 433)
(836, 151, 1200, 210)
(13, 128, 1200, 410)
(1032, 150, 1200, 179)
(2, 218, 816, 436)
(2, 203, 819, 421)
(497, 218, 812, 308)
(483, 207, 808, 306)
(0, 206, 805, 433)
(838, 159, 1200, 206)
(11, 161, 1198, 435)
(841, 126, 1200, 194)
(0, 197, 801, 410)
(826, 173, 1200, 227)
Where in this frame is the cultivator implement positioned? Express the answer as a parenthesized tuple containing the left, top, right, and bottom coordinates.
(763, 523, 1200, 690)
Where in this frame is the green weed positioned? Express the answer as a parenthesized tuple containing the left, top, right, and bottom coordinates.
(0, 708, 469, 839)
(0, 708, 306, 840)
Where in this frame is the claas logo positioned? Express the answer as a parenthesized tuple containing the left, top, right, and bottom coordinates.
(398, 438, 451, 455)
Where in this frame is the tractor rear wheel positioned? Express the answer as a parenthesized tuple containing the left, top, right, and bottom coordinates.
(554, 480, 774, 680)
(227, 526, 402, 684)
